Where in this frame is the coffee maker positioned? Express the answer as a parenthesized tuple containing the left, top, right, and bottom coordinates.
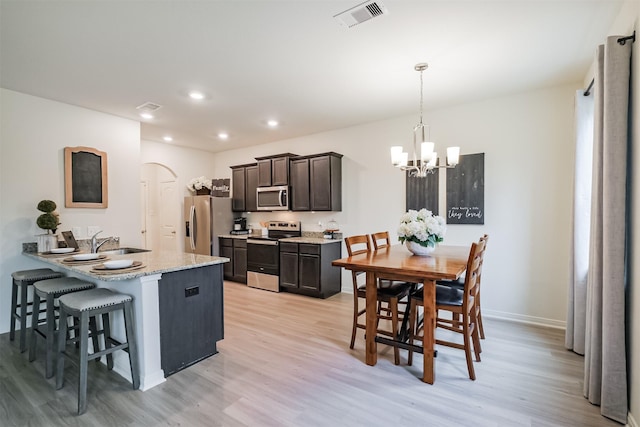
(231, 217, 248, 235)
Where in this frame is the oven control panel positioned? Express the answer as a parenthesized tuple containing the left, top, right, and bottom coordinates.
(266, 221, 300, 232)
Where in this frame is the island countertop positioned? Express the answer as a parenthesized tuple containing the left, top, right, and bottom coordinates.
(24, 250, 229, 282)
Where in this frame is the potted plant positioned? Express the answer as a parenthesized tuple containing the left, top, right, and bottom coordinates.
(397, 208, 446, 256)
(187, 176, 213, 195)
(36, 199, 61, 252)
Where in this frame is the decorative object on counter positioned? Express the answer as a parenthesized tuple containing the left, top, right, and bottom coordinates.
(324, 219, 340, 239)
(390, 63, 460, 178)
(187, 176, 212, 195)
(64, 146, 108, 208)
(398, 208, 446, 256)
(36, 199, 61, 252)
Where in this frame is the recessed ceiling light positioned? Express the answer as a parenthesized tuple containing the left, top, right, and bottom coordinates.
(189, 91, 205, 100)
(218, 132, 229, 140)
(140, 112, 154, 120)
(163, 136, 173, 142)
(267, 120, 279, 128)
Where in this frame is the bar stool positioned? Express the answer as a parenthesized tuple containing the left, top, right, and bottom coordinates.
(56, 288, 140, 414)
(29, 277, 96, 378)
(10, 268, 64, 352)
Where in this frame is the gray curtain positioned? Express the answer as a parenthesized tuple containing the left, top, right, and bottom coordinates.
(567, 36, 631, 424)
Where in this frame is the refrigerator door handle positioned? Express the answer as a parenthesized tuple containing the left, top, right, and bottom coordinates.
(189, 205, 196, 250)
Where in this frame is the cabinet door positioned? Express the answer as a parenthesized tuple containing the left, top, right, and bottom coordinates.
(290, 158, 310, 211)
(280, 251, 299, 289)
(310, 156, 331, 211)
(272, 157, 289, 186)
(257, 160, 272, 187)
(231, 167, 245, 212)
(245, 165, 259, 212)
(220, 243, 233, 280)
(233, 247, 247, 283)
(299, 254, 320, 291)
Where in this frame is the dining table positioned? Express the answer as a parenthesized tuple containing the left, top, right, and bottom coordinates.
(332, 244, 469, 384)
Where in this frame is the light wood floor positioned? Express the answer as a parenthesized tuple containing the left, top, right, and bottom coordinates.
(1, 281, 617, 426)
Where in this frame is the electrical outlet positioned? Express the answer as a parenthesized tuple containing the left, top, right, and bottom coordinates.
(87, 226, 101, 237)
(72, 227, 82, 238)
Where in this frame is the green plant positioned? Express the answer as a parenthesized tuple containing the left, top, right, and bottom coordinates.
(37, 200, 60, 234)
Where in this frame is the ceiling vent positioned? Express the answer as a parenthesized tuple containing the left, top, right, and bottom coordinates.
(333, 1, 388, 28)
(136, 102, 162, 112)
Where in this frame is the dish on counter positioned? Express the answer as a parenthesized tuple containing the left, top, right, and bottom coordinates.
(92, 261, 143, 272)
(62, 254, 108, 264)
(102, 259, 134, 269)
(49, 247, 76, 254)
(71, 253, 101, 261)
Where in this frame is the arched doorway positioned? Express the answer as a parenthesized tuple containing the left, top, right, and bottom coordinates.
(140, 163, 179, 252)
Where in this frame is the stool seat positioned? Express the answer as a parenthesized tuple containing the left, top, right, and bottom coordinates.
(30, 277, 96, 379)
(59, 288, 132, 312)
(10, 268, 64, 352)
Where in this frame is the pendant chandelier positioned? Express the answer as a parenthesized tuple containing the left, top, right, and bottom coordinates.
(390, 63, 460, 178)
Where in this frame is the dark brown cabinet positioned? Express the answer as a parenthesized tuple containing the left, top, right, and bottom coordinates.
(256, 153, 297, 187)
(290, 153, 342, 211)
(279, 241, 341, 298)
(231, 163, 258, 212)
(219, 237, 247, 283)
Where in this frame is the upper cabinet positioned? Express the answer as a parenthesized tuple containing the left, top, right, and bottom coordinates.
(291, 152, 342, 212)
(231, 163, 258, 212)
(256, 153, 297, 187)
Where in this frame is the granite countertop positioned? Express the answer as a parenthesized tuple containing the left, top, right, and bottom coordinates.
(24, 250, 229, 282)
(279, 236, 341, 244)
(218, 234, 249, 239)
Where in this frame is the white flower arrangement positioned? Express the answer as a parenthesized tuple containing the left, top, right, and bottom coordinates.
(186, 176, 213, 192)
(397, 208, 447, 248)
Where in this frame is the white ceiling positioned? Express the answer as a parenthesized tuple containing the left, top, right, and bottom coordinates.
(0, 1, 624, 153)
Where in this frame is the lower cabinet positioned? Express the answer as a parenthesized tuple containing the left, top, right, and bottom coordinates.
(279, 241, 341, 298)
(220, 237, 247, 283)
(158, 264, 224, 377)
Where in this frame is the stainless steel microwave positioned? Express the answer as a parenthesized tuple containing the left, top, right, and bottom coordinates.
(256, 186, 289, 211)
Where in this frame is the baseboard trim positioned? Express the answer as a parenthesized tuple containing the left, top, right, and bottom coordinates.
(628, 411, 637, 427)
(475, 309, 566, 330)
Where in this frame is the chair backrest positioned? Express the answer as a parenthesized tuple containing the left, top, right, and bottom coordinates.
(462, 238, 486, 308)
(370, 231, 391, 250)
(476, 234, 489, 286)
(345, 235, 371, 256)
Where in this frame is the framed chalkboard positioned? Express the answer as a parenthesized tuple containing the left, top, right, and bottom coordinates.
(406, 170, 438, 213)
(446, 153, 484, 224)
(64, 146, 108, 208)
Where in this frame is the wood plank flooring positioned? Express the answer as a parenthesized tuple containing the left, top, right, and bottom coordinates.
(0, 281, 617, 426)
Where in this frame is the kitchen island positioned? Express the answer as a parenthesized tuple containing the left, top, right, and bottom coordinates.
(24, 249, 229, 391)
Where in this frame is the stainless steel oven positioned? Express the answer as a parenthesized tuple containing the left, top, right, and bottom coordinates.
(246, 221, 301, 292)
(256, 186, 289, 211)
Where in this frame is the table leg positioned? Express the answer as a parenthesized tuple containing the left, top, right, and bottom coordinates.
(365, 271, 377, 366)
(422, 278, 436, 384)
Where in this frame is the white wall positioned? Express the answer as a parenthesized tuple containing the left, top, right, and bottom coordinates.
(0, 88, 141, 333)
(209, 83, 578, 327)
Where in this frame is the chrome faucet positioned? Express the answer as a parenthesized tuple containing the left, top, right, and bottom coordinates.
(90, 231, 114, 253)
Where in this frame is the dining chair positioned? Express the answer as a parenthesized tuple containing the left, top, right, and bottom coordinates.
(407, 238, 486, 380)
(437, 234, 489, 339)
(370, 231, 391, 250)
(345, 234, 411, 365)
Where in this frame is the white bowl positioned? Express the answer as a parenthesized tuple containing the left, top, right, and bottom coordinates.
(72, 253, 101, 261)
(102, 259, 133, 269)
(50, 247, 75, 254)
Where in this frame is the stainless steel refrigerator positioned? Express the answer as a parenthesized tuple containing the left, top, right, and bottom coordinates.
(184, 196, 233, 256)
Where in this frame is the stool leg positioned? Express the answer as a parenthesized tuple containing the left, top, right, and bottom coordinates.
(78, 312, 90, 415)
(28, 292, 41, 362)
(56, 307, 68, 390)
(19, 281, 29, 352)
(102, 313, 113, 370)
(89, 316, 100, 363)
(123, 301, 140, 390)
(9, 280, 18, 341)
(44, 295, 56, 378)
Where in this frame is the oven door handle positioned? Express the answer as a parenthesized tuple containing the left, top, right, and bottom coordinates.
(247, 239, 279, 246)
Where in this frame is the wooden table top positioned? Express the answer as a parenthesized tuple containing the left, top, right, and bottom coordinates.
(332, 244, 469, 282)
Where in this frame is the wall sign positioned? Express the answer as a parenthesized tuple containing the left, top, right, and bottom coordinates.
(64, 146, 108, 208)
(446, 153, 484, 224)
(212, 178, 230, 197)
(406, 169, 438, 213)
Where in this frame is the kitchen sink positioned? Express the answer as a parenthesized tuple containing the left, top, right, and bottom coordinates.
(101, 247, 151, 255)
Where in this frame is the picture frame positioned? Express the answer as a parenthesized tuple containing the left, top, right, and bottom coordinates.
(64, 146, 108, 208)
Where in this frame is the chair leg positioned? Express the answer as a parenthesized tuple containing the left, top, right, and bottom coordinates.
(390, 297, 400, 365)
(123, 301, 140, 390)
(9, 280, 18, 341)
(19, 282, 29, 352)
(44, 296, 57, 378)
(78, 313, 90, 415)
(102, 313, 114, 370)
(462, 315, 476, 381)
(477, 293, 485, 339)
(28, 292, 41, 363)
(89, 316, 100, 363)
(56, 307, 67, 390)
(350, 294, 359, 349)
(408, 300, 416, 366)
(471, 310, 482, 361)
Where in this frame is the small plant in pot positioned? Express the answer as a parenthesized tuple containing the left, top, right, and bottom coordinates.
(36, 200, 60, 234)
